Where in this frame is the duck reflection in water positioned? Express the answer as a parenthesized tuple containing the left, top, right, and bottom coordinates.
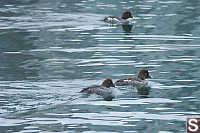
(136, 86, 151, 98)
(122, 25, 133, 33)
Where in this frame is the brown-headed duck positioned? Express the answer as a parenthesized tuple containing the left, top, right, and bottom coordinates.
(115, 69, 152, 87)
(80, 78, 115, 101)
(104, 10, 135, 24)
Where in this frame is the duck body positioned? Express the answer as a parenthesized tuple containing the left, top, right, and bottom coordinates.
(80, 79, 115, 101)
(115, 69, 151, 88)
(104, 16, 122, 24)
(115, 77, 147, 87)
(80, 85, 113, 97)
(104, 10, 135, 24)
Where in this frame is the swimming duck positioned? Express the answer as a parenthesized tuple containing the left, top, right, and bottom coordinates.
(80, 78, 115, 101)
(115, 69, 152, 87)
(104, 10, 134, 24)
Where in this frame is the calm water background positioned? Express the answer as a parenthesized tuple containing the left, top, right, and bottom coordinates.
(0, 0, 200, 133)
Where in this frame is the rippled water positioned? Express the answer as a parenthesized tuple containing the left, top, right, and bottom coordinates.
(1, 0, 200, 133)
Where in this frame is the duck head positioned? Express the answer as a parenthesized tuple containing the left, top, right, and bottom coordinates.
(121, 10, 133, 19)
(101, 78, 115, 88)
(137, 69, 152, 80)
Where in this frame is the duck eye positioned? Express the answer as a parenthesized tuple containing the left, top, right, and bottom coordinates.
(143, 72, 148, 75)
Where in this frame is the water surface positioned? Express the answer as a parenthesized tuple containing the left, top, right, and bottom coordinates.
(0, 0, 200, 133)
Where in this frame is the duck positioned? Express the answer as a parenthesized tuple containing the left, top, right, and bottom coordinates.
(115, 69, 152, 88)
(104, 10, 135, 24)
(80, 78, 115, 101)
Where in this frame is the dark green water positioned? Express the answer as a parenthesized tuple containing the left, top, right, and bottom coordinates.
(0, 0, 200, 133)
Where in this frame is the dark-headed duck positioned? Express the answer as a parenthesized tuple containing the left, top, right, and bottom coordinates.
(80, 78, 115, 101)
(115, 69, 152, 87)
(104, 10, 135, 24)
